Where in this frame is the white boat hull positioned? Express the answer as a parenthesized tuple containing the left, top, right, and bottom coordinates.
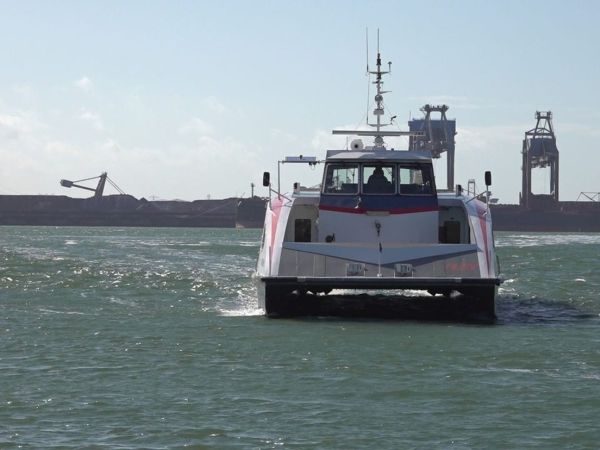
(255, 191, 500, 321)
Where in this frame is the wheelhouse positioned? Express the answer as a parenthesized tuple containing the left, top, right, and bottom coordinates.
(322, 161, 436, 196)
(316, 151, 440, 244)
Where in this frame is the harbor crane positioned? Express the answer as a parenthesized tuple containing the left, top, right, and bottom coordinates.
(408, 104, 457, 191)
(521, 111, 559, 208)
(60, 172, 125, 198)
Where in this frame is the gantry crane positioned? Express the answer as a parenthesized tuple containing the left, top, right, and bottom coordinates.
(521, 111, 559, 207)
(408, 104, 456, 190)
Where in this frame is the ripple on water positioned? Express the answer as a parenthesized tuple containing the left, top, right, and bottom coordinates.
(1, 228, 600, 449)
(496, 295, 599, 325)
(496, 232, 600, 248)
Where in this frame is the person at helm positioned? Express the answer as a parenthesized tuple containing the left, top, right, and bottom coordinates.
(366, 166, 392, 193)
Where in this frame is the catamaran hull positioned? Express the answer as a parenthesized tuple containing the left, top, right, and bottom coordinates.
(258, 276, 500, 322)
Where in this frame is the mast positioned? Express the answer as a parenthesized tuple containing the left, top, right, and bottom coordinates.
(332, 31, 422, 150)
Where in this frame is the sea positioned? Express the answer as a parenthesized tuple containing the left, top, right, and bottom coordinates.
(1, 226, 599, 449)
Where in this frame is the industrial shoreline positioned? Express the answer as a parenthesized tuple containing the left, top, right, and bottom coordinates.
(2, 193, 598, 232)
(0, 194, 267, 229)
(1, 109, 598, 231)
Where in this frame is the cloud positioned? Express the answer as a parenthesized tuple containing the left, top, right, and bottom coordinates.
(311, 129, 342, 151)
(456, 124, 526, 152)
(75, 76, 93, 91)
(0, 104, 265, 198)
(0, 112, 41, 140)
(101, 138, 120, 152)
(12, 84, 34, 99)
(269, 128, 301, 145)
(44, 140, 81, 157)
(558, 123, 600, 138)
(79, 109, 104, 131)
(203, 96, 227, 114)
(178, 117, 213, 136)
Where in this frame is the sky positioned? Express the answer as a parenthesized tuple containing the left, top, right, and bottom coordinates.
(1, 0, 599, 203)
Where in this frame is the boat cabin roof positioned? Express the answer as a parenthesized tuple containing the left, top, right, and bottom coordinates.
(325, 150, 432, 162)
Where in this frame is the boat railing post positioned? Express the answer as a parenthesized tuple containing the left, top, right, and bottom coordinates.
(485, 171, 492, 215)
(377, 242, 382, 277)
(277, 161, 281, 200)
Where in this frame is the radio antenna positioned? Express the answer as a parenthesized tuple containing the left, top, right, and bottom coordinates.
(365, 28, 369, 75)
(365, 28, 371, 123)
(333, 28, 423, 149)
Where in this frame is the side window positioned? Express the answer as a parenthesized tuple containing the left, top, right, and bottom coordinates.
(399, 164, 435, 195)
(362, 164, 396, 194)
(294, 219, 311, 242)
(323, 164, 359, 194)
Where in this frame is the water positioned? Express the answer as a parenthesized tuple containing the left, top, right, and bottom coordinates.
(1, 227, 599, 449)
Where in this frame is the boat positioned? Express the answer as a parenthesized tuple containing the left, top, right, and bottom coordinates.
(255, 46, 501, 320)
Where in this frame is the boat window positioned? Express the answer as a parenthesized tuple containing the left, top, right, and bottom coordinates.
(362, 164, 396, 194)
(294, 219, 311, 242)
(323, 164, 359, 194)
(440, 220, 461, 243)
(398, 164, 435, 195)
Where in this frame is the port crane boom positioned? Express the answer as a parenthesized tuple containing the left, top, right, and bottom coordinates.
(60, 172, 125, 198)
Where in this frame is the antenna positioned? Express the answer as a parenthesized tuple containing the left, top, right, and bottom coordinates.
(370, 28, 386, 146)
(365, 27, 369, 75)
(365, 28, 371, 123)
(332, 29, 424, 149)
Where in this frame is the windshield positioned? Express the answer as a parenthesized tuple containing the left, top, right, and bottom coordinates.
(323, 164, 359, 194)
(321, 162, 435, 195)
(362, 164, 396, 194)
(398, 164, 435, 195)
